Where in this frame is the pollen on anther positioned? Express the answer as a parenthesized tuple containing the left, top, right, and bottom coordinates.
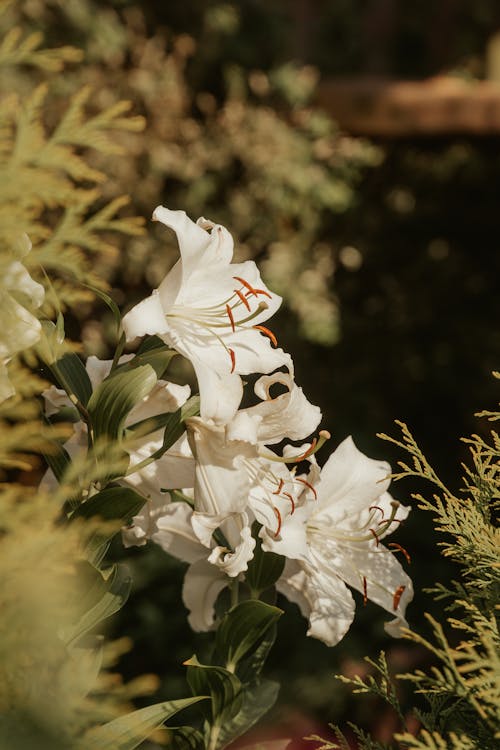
(234, 288, 251, 311)
(369, 528, 379, 546)
(362, 576, 368, 606)
(233, 275, 272, 300)
(393, 585, 406, 611)
(296, 439, 317, 462)
(229, 348, 236, 373)
(273, 506, 282, 537)
(282, 491, 295, 514)
(369, 505, 385, 517)
(226, 303, 236, 332)
(272, 478, 284, 495)
(388, 542, 411, 564)
(254, 325, 278, 347)
(295, 477, 317, 499)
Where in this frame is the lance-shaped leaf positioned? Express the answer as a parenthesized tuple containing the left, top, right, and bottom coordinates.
(42, 432, 72, 484)
(64, 563, 131, 647)
(215, 600, 282, 674)
(70, 485, 146, 563)
(126, 394, 201, 457)
(87, 363, 157, 441)
(114, 344, 177, 381)
(79, 696, 208, 750)
(234, 624, 278, 685)
(70, 486, 145, 525)
(215, 679, 281, 750)
(168, 725, 206, 750)
(185, 655, 243, 725)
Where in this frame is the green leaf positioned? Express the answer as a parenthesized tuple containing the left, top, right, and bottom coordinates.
(70, 485, 145, 524)
(70, 485, 146, 562)
(83, 283, 122, 331)
(215, 600, 282, 674)
(215, 679, 280, 750)
(52, 351, 93, 407)
(64, 563, 131, 647)
(168, 726, 206, 750)
(185, 655, 243, 724)
(79, 696, 208, 750)
(235, 624, 278, 684)
(126, 394, 201, 461)
(245, 526, 285, 596)
(42, 436, 72, 484)
(87, 363, 157, 441)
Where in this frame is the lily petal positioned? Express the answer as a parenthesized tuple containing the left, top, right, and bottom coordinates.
(152, 502, 206, 563)
(122, 290, 170, 341)
(182, 558, 229, 632)
(187, 417, 256, 514)
(277, 559, 356, 647)
(241, 372, 322, 445)
(316, 436, 392, 517)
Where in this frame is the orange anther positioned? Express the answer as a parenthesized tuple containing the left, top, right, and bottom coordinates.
(226, 303, 236, 332)
(295, 439, 317, 462)
(272, 478, 284, 495)
(393, 585, 406, 611)
(229, 348, 236, 373)
(295, 477, 317, 499)
(234, 288, 251, 311)
(369, 505, 385, 517)
(388, 543, 411, 564)
(362, 576, 368, 606)
(233, 276, 272, 299)
(369, 528, 379, 546)
(282, 491, 295, 514)
(273, 506, 282, 537)
(253, 325, 278, 347)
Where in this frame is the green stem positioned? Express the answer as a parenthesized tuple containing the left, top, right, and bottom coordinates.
(110, 330, 126, 373)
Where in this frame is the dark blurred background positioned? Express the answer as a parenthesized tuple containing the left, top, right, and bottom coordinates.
(6, 1, 500, 746)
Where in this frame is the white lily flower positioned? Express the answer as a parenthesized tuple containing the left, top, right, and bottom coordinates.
(266, 436, 413, 647)
(0, 235, 44, 402)
(151, 501, 255, 630)
(185, 422, 298, 542)
(122, 206, 292, 423)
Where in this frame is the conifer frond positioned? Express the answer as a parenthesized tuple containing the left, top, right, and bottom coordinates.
(0, 27, 82, 71)
(394, 729, 478, 750)
(335, 652, 405, 725)
(378, 421, 453, 498)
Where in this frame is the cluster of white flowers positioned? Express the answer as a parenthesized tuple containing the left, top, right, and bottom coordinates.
(44, 206, 413, 647)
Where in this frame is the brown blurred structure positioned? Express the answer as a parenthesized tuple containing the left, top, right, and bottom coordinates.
(317, 76, 500, 137)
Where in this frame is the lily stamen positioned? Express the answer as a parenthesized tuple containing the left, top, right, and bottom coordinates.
(261, 430, 331, 464)
(282, 491, 295, 514)
(388, 542, 411, 564)
(377, 501, 401, 535)
(369, 528, 379, 546)
(273, 478, 284, 495)
(234, 288, 251, 311)
(393, 585, 406, 611)
(253, 325, 278, 347)
(226, 304, 236, 332)
(295, 477, 318, 499)
(362, 576, 368, 606)
(229, 348, 236, 373)
(273, 506, 282, 537)
(233, 276, 272, 299)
